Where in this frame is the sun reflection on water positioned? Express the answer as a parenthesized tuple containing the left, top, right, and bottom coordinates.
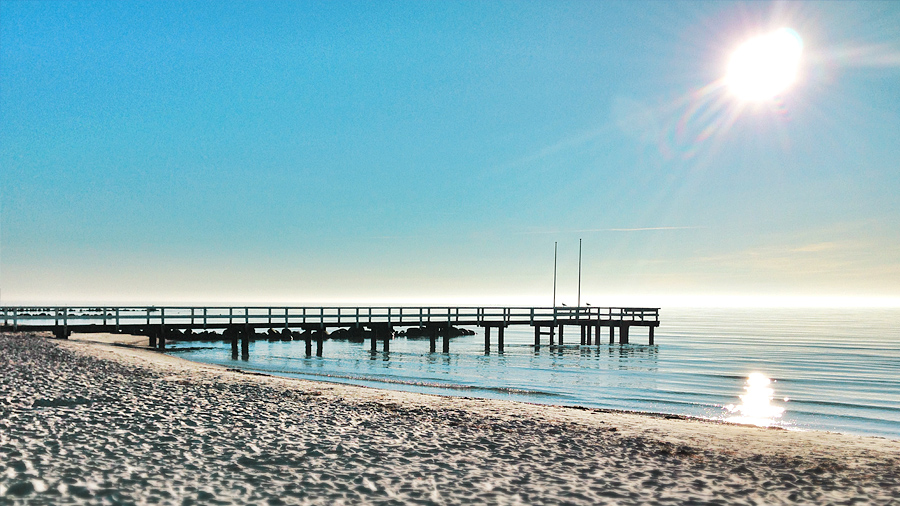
(725, 372, 786, 428)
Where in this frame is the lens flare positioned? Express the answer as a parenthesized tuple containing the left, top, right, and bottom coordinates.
(725, 28, 803, 101)
(724, 372, 786, 427)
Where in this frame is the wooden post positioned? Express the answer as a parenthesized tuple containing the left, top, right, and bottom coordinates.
(429, 326, 437, 353)
(370, 327, 378, 353)
(383, 326, 390, 353)
(609, 326, 615, 345)
(649, 326, 655, 345)
(317, 326, 325, 357)
(158, 325, 166, 351)
(621, 325, 630, 344)
(558, 325, 564, 346)
(498, 326, 505, 353)
(442, 323, 450, 353)
(484, 326, 491, 354)
(550, 325, 555, 346)
(241, 325, 250, 359)
(534, 326, 541, 348)
(230, 328, 238, 359)
(305, 331, 313, 356)
(595, 322, 601, 346)
(580, 325, 586, 345)
(586, 325, 592, 346)
(150, 331, 158, 349)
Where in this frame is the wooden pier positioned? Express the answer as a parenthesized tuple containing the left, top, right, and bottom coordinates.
(1, 306, 660, 358)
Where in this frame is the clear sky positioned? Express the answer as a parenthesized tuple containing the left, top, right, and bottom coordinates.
(2, 1, 899, 307)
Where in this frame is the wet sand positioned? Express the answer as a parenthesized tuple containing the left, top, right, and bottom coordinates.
(1, 331, 898, 504)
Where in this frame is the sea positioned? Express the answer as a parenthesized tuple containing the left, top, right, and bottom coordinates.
(168, 307, 900, 439)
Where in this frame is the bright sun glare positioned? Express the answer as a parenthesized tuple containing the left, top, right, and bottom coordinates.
(725, 28, 803, 101)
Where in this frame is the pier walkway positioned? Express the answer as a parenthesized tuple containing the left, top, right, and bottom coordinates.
(2, 306, 660, 357)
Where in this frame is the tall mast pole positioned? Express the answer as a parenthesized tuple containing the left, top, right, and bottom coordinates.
(577, 238, 582, 308)
(552, 241, 558, 308)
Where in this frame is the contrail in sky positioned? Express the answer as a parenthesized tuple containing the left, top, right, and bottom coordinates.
(518, 226, 705, 235)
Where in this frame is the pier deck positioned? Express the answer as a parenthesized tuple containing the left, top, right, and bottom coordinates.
(2, 306, 660, 356)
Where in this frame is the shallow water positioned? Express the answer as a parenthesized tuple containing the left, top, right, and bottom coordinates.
(169, 307, 900, 439)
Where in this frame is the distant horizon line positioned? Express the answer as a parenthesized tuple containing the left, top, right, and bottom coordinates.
(2, 294, 899, 309)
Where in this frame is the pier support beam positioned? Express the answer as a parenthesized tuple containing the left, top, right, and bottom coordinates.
(158, 325, 166, 352)
(586, 325, 592, 346)
(649, 326, 655, 346)
(241, 325, 250, 360)
(442, 324, 450, 353)
(316, 326, 325, 357)
(498, 326, 505, 353)
(558, 325, 564, 346)
(609, 326, 615, 345)
(429, 326, 437, 353)
(484, 327, 491, 354)
(620, 325, 630, 345)
(305, 331, 313, 357)
(383, 326, 391, 353)
(534, 326, 540, 349)
(230, 328, 238, 359)
(549, 326, 555, 346)
(580, 325, 586, 345)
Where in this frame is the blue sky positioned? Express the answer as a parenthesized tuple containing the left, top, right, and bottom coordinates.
(2, 1, 899, 306)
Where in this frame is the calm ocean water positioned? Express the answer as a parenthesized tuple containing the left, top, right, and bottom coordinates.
(168, 308, 900, 439)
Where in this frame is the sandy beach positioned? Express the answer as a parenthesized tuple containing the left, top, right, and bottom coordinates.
(1, 331, 897, 505)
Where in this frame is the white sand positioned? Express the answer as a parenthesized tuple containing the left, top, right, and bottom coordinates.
(1, 331, 897, 505)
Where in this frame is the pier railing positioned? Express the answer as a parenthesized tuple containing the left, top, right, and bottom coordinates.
(1, 306, 659, 330)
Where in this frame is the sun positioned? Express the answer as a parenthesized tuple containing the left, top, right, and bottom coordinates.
(725, 28, 803, 102)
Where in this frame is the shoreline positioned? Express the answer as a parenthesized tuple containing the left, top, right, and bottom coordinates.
(2, 331, 899, 504)
(114, 331, 894, 441)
